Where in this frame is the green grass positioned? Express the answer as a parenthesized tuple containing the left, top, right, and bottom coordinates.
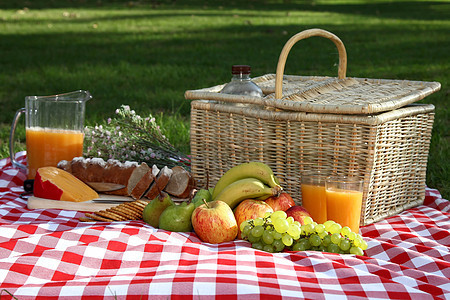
(0, 0, 448, 198)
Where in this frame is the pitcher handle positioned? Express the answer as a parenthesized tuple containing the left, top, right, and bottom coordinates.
(9, 108, 27, 171)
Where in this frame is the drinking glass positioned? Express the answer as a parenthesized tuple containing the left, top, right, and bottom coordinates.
(301, 170, 328, 224)
(325, 176, 364, 233)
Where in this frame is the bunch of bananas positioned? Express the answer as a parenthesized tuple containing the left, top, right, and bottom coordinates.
(194, 162, 283, 209)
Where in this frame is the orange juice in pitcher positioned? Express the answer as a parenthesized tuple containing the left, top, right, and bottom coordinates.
(9, 90, 92, 179)
(26, 127, 84, 179)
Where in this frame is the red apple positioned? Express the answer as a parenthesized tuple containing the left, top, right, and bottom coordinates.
(285, 205, 311, 225)
(264, 192, 295, 212)
(234, 199, 274, 238)
(191, 200, 238, 244)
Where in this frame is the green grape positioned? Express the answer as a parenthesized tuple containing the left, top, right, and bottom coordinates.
(322, 234, 331, 246)
(327, 243, 340, 253)
(243, 225, 252, 237)
(350, 246, 364, 256)
(360, 240, 368, 251)
(323, 220, 335, 231)
(331, 233, 341, 244)
(303, 216, 314, 225)
(341, 226, 351, 237)
(302, 223, 315, 235)
(315, 224, 325, 234)
(271, 210, 287, 220)
(273, 218, 289, 233)
(294, 221, 301, 227)
(329, 223, 342, 234)
(318, 231, 328, 239)
(339, 239, 351, 252)
(309, 234, 321, 247)
(251, 225, 264, 238)
(264, 212, 272, 218)
(240, 220, 250, 232)
(273, 239, 285, 252)
(318, 244, 327, 252)
(287, 224, 301, 237)
(252, 242, 264, 250)
(248, 232, 260, 243)
(298, 238, 311, 250)
(347, 231, 356, 241)
(353, 236, 362, 247)
(286, 216, 295, 225)
(292, 234, 301, 241)
(263, 244, 275, 253)
(292, 242, 304, 251)
(273, 231, 283, 240)
(262, 230, 274, 245)
(282, 234, 293, 246)
(254, 217, 264, 226)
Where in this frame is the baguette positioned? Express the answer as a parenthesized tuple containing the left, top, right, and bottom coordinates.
(58, 157, 140, 197)
(58, 158, 194, 201)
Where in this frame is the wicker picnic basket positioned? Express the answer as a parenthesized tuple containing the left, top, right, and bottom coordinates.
(185, 29, 441, 225)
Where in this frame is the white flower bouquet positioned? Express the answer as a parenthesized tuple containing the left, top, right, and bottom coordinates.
(84, 105, 190, 169)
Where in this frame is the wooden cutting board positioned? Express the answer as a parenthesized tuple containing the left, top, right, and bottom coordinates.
(27, 194, 135, 212)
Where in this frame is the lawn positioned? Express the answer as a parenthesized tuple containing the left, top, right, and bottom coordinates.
(0, 0, 448, 198)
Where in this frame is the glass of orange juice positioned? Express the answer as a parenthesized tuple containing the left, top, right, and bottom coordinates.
(325, 176, 364, 233)
(301, 170, 328, 224)
(9, 90, 92, 179)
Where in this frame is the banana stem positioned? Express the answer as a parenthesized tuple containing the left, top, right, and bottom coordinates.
(273, 186, 283, 197)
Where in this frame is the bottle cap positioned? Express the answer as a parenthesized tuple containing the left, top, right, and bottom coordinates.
(231, 65, 251, 75)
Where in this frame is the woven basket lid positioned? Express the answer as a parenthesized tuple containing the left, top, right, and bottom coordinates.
(185, 29, 441, 115)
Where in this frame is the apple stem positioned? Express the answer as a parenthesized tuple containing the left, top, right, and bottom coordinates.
(202, 198, 209, 208)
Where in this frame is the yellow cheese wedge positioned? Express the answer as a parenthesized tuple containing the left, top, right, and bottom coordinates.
(34, 166, 99, 202)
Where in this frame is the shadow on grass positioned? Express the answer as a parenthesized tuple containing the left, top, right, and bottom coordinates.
(0, 0, 448, 22)
(0, 22, 447, 122)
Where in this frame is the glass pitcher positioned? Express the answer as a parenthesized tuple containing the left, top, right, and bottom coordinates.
(9, 90, 92, 179)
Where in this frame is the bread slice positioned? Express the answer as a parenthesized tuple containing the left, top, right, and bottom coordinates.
(127, 162, 150, 196)
(145, 166, 173, 200)
(164, 166, 196, 199)
(130, 164, 159, 200)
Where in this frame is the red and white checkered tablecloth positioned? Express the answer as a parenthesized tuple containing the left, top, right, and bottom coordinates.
(0, 152, 449, 299)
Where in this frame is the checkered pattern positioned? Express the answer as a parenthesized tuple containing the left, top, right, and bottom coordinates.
(1, 154, 449, 299)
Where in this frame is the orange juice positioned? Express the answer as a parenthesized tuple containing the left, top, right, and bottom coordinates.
(301, 184, 327, 224)
(26, 127, 84, 179)
(326, 188, 363, 233)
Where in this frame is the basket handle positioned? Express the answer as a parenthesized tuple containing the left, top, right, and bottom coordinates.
(275, 28, 347, 99)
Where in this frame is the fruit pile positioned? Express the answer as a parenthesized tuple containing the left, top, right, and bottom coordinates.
(240, 212, 367, 255)
(141, 161, 369, 255)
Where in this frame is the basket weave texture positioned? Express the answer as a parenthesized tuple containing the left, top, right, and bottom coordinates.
(185, 29, 440, 225)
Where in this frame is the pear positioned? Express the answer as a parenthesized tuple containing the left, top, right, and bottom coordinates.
(142, 192, 174, 228)
(192, 189, 212, 208)
(159, 201, 195, 232)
